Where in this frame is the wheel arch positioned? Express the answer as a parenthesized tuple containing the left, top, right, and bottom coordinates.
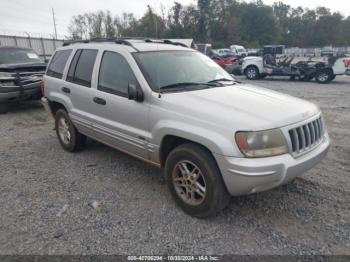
(244, 64, 260, 74)
(46, 92, 72, 115)
(49, 100, 67, 115)
(159, 135, 217, 168)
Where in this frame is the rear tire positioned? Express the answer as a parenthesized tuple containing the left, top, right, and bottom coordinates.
(55, 109, 86, 152)
(164, 143, 230, 218)
(315, 70, 332, 84)
(245, 66, 260, 80)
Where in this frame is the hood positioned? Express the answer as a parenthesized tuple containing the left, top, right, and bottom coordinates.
(160, 83, 319, 131)
(0, 62, 47, 72)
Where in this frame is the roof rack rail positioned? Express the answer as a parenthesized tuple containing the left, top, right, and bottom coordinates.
(62, 37, 188, 50)
(62, 37, 140, 51)
(63, 38, 132, 46)
(144, 38, 188, 47)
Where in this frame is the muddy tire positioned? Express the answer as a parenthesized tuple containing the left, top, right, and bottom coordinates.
(164, 143, 230, 218)
(55, 109, 86, 152)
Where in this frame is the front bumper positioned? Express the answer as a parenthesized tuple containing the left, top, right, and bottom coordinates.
(0, 82, 41, 103)
(214, 133, 330, 196)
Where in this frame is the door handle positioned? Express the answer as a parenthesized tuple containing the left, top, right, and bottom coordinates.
(93, 97, 106, 105)
(61, 87, 70, 93)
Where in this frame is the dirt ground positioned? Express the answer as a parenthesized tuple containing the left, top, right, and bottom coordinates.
(0, 76, 349, 255)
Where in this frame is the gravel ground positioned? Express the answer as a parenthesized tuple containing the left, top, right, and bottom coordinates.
(0, 76, 349, 255)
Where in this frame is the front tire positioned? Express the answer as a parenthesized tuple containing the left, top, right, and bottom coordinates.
(55, 109, 86, 152)
(245, 66, 260, 80)
(164, 143, 230, 218)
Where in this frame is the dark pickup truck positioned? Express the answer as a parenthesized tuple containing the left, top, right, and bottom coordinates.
(0, 46, 46, 113)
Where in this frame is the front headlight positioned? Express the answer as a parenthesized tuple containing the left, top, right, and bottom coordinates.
(235, 129, 288, 157)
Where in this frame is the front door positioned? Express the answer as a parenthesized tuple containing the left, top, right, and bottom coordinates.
(89, 50, 149, 159)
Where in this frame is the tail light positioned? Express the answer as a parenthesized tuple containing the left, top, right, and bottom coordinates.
(344, 59, 350, 68)
(40, 80, 45, 96)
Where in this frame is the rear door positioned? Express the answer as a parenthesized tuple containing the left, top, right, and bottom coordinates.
(89, 50, 149, 159)
(64, 49, 98, 136)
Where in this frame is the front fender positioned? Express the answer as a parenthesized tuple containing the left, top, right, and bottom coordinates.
(151, 120, 243, 161)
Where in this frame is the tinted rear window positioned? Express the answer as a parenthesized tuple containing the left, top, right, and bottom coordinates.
(47, 49, 72, 79)
(71, 49, 97, 87)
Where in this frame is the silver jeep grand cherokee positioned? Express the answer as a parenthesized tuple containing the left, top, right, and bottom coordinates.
(42, 39, 330, 218)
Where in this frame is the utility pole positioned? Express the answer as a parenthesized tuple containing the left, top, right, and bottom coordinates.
(52, 8, 58, 39)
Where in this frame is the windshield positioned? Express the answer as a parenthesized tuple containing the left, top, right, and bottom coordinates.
(133, 51, 233, 91)
(0, 48, 42, 65)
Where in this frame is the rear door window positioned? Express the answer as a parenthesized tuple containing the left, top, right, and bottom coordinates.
(46, 49, 72, 79)
(68, 49, 97, 87)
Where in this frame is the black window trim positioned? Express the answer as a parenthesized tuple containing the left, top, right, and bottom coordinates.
(66, 49, 82, 83)
(97, 50, 139, 98)
(66, 48, 98, 88)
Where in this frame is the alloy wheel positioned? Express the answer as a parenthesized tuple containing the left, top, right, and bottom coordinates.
(318, 73, 329, 82)
(172, 160, 207, 206)
(247, 68, 257, 79)
(57, 116, 71, 145)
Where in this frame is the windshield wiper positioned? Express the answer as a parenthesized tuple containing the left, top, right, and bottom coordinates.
(207, 78, 236, 83)
(160, 82, 217, 90)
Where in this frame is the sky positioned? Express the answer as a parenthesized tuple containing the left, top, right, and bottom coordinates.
(0, 0, 349, 38)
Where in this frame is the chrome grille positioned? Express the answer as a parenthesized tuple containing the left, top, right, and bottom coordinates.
(288, 117, 324, 154)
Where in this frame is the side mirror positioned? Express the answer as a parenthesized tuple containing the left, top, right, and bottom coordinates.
(128, 84, 144, 102)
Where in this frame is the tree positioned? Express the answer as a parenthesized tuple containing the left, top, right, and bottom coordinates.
(137, 5, 166, 38)
(239, 2, 278, 46)
(105, 11, 116, 38)
(67, 1, 350, 48)
(273, 2, 290, 43)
